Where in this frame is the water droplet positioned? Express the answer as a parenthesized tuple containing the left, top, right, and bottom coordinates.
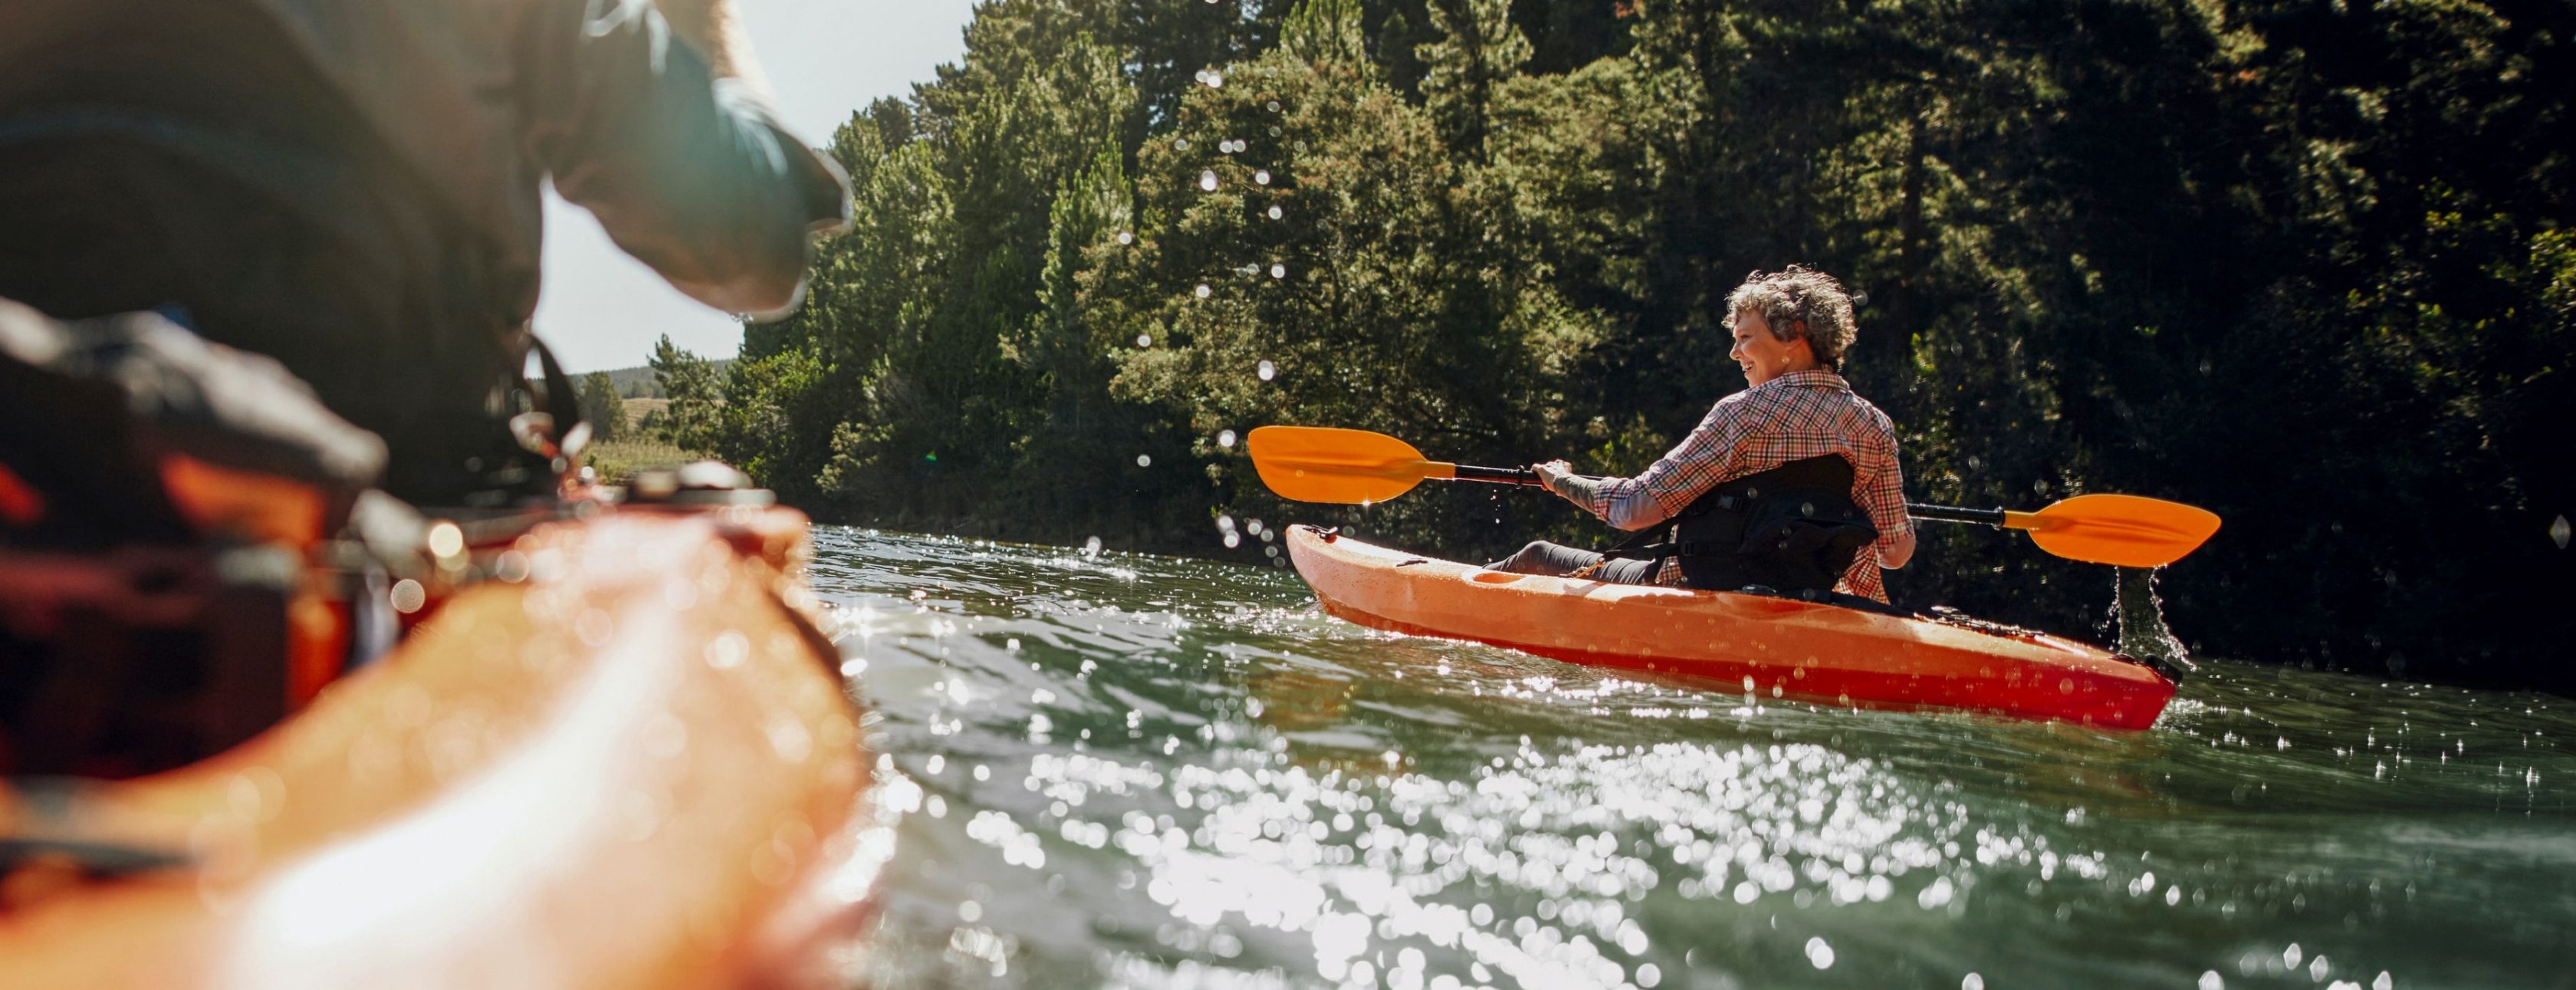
(1963, 975, 1985, 990)
(1254, 169, 1271, 185)
(1270, 264, 1286, 279)
(1293, 140, 1307, 152)
(389, 579, 426, 614)
(2199, 972, 2224, 990)
(1266, 100, 1280, 112)
(1256, 360, 1276, 381)
(1637, 963, 1661, 988)
(958, 899, 983, 923)
(1223, 531, 1240, 548)
(2283, 943, 2303, 968)
(1267, 205, 1283, 220)
(1083, 535, 1102, 557)
(1207, 71, 1224, 88)
(1217, 429, 1237, 448)
(1199, 169, 1218, 192)
(705, 630, 749, 669)
(1175, 137, 1190, 151)
(1195, 284, 1212, 298)
(1135, 454, 1152, 467)
(425, 521, 464, 559)
(1135, 334, 1152, 347)
(2551, 514, 2569, 549)
(1805, 937, 1835, 969)
(1116, 230, 1134, 245)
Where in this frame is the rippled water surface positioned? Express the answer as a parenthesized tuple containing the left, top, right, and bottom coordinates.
(807, 528, 2575, 990)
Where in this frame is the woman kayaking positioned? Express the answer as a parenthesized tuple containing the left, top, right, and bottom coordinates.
(1491, 265, 1917, 602)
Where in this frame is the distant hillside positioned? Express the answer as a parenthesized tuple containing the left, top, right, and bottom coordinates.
(585, 360, 733, 399)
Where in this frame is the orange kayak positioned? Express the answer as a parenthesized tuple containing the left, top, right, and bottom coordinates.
(0, 506, 882, 988)
(1286, 525, 2174, 729)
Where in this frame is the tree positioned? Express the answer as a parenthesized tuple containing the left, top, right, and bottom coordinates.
(575, 371, 626, 443)
(702, 0, 2576, 686)
(647, 334, 721, 453)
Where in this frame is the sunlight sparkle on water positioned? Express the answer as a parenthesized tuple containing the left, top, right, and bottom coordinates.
(807, 528, 2576, 989)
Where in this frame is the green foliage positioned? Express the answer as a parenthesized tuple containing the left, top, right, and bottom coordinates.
(575, 371, 626, 443)
(582, 438, 702, 485)
(669, 0, 2574, 686)
(646, 334, 721, 453)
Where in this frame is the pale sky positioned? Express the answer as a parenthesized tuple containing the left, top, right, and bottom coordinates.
(534, 0, 981, 373)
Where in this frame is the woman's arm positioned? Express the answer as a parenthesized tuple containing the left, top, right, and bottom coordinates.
(1879, 529, 1916, 570)
(653, 0, 774, 98)
(1533, 403, 1748, 531)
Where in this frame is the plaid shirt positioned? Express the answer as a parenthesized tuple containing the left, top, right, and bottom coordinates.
(1569, 370, 1911, 601)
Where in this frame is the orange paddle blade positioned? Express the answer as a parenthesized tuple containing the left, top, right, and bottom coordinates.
(2008, 494, 2222, 568)
(1247, 426, 1452, 504)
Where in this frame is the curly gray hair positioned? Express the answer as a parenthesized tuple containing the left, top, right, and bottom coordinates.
(1725, 265, 1858, 371)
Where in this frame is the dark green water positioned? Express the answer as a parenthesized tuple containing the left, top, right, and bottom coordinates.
(807, 528, 2575, 990)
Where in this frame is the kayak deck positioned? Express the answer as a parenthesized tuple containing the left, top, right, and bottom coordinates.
(1286, 525, 2174, 729)
(0, 508, 881, 988)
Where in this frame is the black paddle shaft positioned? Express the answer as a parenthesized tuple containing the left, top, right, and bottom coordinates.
(1443, 463, 2008, 527)
(1451, 464, 1546, 485)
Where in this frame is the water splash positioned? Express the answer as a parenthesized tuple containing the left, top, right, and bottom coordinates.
(2115, 566, 2191, 679)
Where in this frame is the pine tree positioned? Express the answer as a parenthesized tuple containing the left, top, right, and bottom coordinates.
(576, 371, 626, 444)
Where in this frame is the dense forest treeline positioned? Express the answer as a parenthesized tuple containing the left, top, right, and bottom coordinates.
(643, 0, 2574, 689)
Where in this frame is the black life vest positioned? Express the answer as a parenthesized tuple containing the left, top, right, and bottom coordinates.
(1603, 455, 1879, 594)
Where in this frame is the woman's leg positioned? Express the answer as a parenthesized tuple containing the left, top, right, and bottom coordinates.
(1485, 540, 1604, 576)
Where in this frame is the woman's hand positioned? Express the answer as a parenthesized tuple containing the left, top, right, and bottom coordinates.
(1532, 459, 1576, 496)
